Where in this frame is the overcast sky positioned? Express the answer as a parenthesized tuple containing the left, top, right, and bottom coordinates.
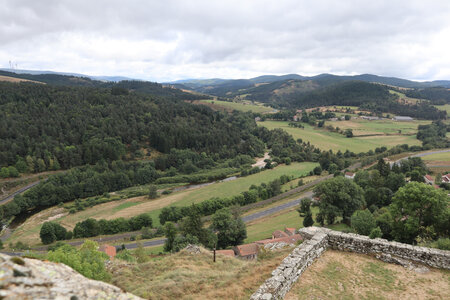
(1, 0, 450, 82)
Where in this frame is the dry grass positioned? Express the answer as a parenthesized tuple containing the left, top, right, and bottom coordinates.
(285, 250, 450, 300)
(110, 246, 293, 299)
(0, 75, 44, 84)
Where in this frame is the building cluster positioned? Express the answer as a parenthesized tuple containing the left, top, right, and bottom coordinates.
(216, 227, 302, 260)
(424, 173, 450, 188)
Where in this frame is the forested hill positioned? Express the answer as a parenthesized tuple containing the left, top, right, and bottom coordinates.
(0, 70, 205, 100)
(0, 81, 261, 170)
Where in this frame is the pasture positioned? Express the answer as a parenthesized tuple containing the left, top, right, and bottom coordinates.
(6, 162, 318, 246)
(285, 250, 450, 300)
(259, 120, 423, 152)
(198, 99, 274, 113)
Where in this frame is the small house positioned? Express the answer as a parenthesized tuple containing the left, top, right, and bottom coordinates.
(345, 172, 355, 179)
(442, 173, 450, 183)
(272, 230, 289, 239)
(99, 244, 116, 260)
(215, 249, 235, 257)
(393, 116, 413, 121)
(234, 243, 259, 260)
(284, 227, 296, 236)
(424, 175, 434, 185)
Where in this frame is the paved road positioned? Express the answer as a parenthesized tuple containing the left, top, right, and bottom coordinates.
(0, 180, 41, 205)
(4, 148, 449, 254)
(411, 148, 450, 158)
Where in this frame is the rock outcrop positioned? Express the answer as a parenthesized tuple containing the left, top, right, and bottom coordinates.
(0, 253, 143, 300)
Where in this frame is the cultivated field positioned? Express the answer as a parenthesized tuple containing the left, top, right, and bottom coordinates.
(285, 250, 450, 300)
(259, 121, 423, 152)
(198, 99, 275, 113)
(7, 162, 318, 246)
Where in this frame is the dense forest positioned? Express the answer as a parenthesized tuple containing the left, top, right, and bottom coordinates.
(405, 87, 450, 105)
(0, 82, 258, 170)
(266, 81, 445, 119)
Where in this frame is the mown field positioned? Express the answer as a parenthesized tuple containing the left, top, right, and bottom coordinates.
(7, 162, 318, 246)
(259, 120, 423, 152)
(199, 99, 274, 113)
(421, 151, 450, 162)
(285, 250, 450, 300)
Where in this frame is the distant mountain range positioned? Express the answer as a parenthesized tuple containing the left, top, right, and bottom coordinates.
(0, 68, 135, 82)
(170, 73, 450, 94)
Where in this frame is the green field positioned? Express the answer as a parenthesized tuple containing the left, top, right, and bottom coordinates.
(421, 151, 450, 161)
(200, 99, 274, 113)
(8, 162, 318, 245)
(259, 121, 423, 152)
(434, 104, 450, 114)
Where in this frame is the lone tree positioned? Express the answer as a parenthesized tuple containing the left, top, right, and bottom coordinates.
(297, 198, 312, 217)
(148, 184, 158, 199)
(163, 222, 177, 252)
(313, 176, 365, 225)
(390, 182, 449, 244)
(303, 211, 314, 227)
(40, 222, 68, 245)
(211, 208, 247, 249)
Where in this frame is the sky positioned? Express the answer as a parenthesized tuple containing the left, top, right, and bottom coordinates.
(1, 0, 450, 82)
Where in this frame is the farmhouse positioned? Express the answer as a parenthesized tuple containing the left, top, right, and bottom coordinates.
(393, 116, 413, 121)
(424, 175, 434, 185)
(344, 172, 355, 179)
(234, 243, 259, 260)
(98, 244, 116, 260)
(442, 173, 450, 183)
(215, 249, 235, 257)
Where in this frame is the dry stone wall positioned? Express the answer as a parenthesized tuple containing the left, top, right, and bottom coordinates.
(250, 226, 450, 300)
(250, 230, 328, 300)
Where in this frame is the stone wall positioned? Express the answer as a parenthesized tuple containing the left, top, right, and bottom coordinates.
(250, 227, 450, 299)
(250, 230, 328, 300)
(326, 229, 450, 270)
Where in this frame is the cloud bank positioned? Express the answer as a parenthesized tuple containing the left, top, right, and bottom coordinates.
(1, 0, 449, 81)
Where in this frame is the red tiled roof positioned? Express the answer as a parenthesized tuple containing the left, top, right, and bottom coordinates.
(235, 243, 259, 257)
(256, 234, 303, 245)
(99, 244, 116, 259)
(272, 230, 289, 238)
(345, 172, 354, 176)
(424, 175, 434, 182)
(215, 249, 235, 257)
(285, 228, 296, 235)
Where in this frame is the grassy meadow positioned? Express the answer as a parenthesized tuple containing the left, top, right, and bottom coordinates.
(285, 250, 450, 300)
(199, 99, 274, 113)
(110, 246, 293, 299)
(421, 151, 450, 161)
(434, 104, 450, 114)
(7, 162, 318, 246)
(259, 120, 423, 152)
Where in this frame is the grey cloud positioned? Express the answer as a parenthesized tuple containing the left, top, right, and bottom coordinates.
(0, 0, 449, 81)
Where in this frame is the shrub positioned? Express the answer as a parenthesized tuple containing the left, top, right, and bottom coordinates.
(115, 249, 135, 262)
(369, 227, 383, 239)
(351, 209, 376, 236)
(436, 238, 450, 250)
(303, 211, 314, 227)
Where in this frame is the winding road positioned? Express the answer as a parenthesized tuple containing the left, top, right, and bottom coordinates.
(0, 180, 41, 205)
(2, 148, 449, 253)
